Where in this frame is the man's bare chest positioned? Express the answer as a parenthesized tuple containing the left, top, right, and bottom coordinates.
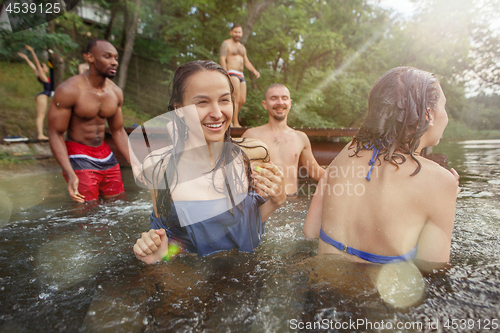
(228, 43, 245, 57)
(267, 134, 303, 163)
(73, 92, 119, 120)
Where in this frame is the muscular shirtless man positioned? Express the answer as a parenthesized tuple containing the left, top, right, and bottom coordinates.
(242, 84, 325, 195)
(220, 24, 260, 127)
(48, 39, 131, 203)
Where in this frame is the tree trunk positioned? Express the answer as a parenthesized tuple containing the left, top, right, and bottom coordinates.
(241, 0, 275, 44)
(118, 0, 141, 90)
(155, 0, 163, 37)
(121, 5, 129, 49)
(47, 20, 65, 89)
(49, 52, 65, 89)
(104, 9, 118, 41)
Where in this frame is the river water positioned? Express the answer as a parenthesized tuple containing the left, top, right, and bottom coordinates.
(0, 140, 499, 332)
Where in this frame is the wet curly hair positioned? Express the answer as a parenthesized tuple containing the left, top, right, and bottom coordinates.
(351, 66, 441, 176)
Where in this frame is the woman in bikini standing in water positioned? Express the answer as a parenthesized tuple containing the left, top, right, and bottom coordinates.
(304, 67, 460, 264)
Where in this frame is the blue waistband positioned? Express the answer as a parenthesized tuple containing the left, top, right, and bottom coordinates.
(319, 227, 417, 264)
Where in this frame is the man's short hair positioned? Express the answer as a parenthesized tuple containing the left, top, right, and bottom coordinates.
(85, 38, 109, 54)
(231, 24, 242, 30)
(264, 83, 288, 99)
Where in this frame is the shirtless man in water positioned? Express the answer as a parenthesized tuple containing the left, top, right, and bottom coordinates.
(48, 39, 131, 203)
(242, 84, 325, 195)
(220, 24, 260, 127)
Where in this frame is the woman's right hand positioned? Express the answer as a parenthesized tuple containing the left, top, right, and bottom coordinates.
(17, 52, 28, 60)
(253, 162, 286, 207)
(133, 229, 169, 264)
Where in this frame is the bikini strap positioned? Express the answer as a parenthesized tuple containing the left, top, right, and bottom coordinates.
(366, 143, 381, 181)
(319, 227, 416, 264)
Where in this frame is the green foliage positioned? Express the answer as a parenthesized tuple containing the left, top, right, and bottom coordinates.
(464, 94, 500, 130)
(0, 62, 42, 138)
(0, 24, 78, 58)
(122, 0, 244, 66)
(95, 0, 499, 129)
(237, 0, 390, 126)
(121, 99, 154, 126)
(3, 0, 500, 136)
(443, 118, 500, 140)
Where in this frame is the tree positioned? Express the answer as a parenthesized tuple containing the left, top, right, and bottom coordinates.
(466, 0, 500, 92)
(240, 0, 276, 44)
(119, 0, 141, 90)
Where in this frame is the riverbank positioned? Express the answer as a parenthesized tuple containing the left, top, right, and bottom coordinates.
(0, 141, 59, 178)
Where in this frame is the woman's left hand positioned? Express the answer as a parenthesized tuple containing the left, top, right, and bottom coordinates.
(450, 168, 461, 195)
(252, 162, 286, 207)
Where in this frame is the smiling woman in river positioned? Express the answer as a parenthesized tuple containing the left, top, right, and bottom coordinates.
(133, 60, 286, 263)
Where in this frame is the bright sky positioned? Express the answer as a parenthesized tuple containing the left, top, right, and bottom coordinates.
(375, 0, 416, 17)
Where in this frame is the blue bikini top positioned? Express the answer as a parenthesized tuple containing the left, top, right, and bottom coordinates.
(150, 191, 265, 257)
(320, 227, 417, 264)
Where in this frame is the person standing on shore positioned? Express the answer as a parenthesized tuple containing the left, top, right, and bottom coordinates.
(48, 39, 131, 203)
(18, 44, 53, 140)
(78, 49, 89, 74)
(220, 24, 260, 127)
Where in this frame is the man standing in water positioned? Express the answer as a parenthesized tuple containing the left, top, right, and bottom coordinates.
(242, 84, 325, 195)
(220, 24, 260, 127)
(48, 39, 130, 203)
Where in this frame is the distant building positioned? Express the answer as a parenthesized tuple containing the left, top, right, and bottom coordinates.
(0, 4, 13, 31)
(75, 0, 111, 26)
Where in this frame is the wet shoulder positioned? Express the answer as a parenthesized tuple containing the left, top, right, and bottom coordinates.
(242, 125, 266, 138)
(108, 79, 123, 102)
(294, 130, 312, 147)
(55, 75, 82, 95)
(52, 76, 83, 106)
(327, 141, 356, 167)
(414, 155, 458, 194)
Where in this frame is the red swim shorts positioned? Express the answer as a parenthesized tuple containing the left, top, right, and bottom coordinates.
(63, 141, 124, 201)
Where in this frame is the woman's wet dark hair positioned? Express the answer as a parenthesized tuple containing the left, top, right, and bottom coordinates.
(149, 60, 262, 220)
(351, 66, 441, 175)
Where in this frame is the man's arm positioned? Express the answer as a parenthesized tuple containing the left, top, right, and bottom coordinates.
(243, 48, 260, 78)
(107, 85, 147, 183)
(220, 41, 228, 71)
(108, 87, 130, 165)
(298, 131, 325, 181)
(48, 83, 85, 202)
